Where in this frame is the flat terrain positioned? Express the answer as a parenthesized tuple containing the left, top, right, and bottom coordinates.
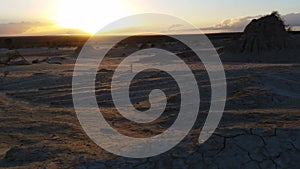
(0, 35, 299, 168)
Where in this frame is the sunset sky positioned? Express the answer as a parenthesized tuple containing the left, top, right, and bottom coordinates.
(0, 0, 299, 36)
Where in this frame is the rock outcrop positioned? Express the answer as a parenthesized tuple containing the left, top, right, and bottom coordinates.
(227, 12, 293, 53)
(220, 12, 300, 62)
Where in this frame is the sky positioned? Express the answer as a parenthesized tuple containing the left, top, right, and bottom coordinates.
(0, 0, 299, 36)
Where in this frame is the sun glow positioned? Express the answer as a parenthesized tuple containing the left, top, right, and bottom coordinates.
(57, 0, 130, 34)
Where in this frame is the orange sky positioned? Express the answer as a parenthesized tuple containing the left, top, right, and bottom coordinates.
(0, 0, 299, 36)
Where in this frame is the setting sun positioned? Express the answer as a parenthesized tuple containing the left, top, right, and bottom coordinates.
(57, 0, 130, 34)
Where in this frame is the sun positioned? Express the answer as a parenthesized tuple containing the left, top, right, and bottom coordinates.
(57, 0, 130, 34)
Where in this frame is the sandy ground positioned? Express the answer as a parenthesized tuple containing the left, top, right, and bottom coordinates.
(0, 45, 299, 168)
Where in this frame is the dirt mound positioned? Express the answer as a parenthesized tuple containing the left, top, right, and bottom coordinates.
(220, 12, 300, 63)
(0, 50, 31, 65)
(229, 12, 293, 53)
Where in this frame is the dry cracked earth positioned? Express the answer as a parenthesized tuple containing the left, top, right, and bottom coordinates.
(0, 48, 299, 168)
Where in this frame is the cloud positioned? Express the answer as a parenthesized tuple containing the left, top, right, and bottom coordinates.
(1, 12, 300, 36)
(282, 13, 300, 26)
(202, 15, 262, 32)
(168, 24, 184, 32)
(202, 13, 300, 32)
(0, 22, 87, 36)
